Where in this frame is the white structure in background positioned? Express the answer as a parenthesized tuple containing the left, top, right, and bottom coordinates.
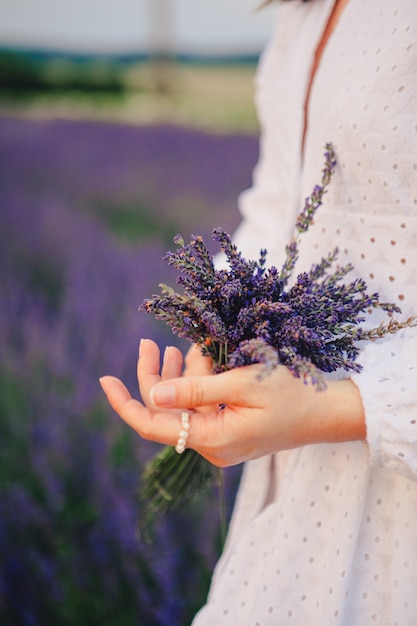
(148, 0, 175, 56)
(147, 0, 176, 95)
(0, 0, 274, 56)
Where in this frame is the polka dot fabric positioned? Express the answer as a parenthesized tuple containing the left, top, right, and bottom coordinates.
(192, 1, 417, 624)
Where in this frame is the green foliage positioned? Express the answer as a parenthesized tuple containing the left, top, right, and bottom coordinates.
(0, 51, 45, 91)
(0, 50, 125, 94)
(88, 200, 177, 245)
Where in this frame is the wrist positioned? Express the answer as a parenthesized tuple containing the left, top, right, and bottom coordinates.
(302, 378, 366, 447)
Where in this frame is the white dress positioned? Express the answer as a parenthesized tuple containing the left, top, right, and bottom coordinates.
(192, 0, 417, 624)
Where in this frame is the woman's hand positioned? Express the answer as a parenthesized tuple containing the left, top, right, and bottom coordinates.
(100, 339, 366, 467)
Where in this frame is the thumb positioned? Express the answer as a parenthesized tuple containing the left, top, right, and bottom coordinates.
(150, 368, 256, 410)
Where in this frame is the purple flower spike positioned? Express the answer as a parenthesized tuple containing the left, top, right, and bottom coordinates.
(139, 143, 417, 526)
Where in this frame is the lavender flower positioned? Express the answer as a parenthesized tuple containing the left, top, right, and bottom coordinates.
(139, 143, 417, 527)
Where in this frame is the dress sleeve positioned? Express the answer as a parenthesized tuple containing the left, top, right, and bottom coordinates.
(225, 5, 304, 269)
(229, 134, 292, 266)
(351, 330, 417, 482)
(214, 113, 298, 270)
(300, 211, 417, 483)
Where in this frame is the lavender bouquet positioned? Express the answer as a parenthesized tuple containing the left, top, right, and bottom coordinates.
(139, 144, 416, 534)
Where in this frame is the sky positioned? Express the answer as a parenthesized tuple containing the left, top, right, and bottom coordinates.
(0, 0, 275, 55)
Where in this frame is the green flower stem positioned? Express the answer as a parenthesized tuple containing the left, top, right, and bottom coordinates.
(140, 447, 215, 541)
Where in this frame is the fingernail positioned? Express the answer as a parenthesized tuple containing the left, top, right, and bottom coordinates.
(150, 383, 176, 407)
(163, 346, 169, 364)
(162, 345, 174, 364)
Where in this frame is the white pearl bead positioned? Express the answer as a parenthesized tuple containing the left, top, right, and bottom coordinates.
(176, 411, 191, 453)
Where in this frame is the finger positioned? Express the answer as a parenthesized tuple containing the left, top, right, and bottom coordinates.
(137, 339, 162, 407)
(150, 366, 261, 410)
(183, 344, 216, 416)
(100, 375, 135, 415)
(183, 344, 212, 377)
(161, 345, 184, 380)
(100, 375, 198, 447)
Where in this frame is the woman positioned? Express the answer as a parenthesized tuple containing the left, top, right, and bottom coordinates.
(100, 0, 417, 623)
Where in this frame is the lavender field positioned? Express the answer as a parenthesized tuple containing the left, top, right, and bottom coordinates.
(0, 116, 259, 625)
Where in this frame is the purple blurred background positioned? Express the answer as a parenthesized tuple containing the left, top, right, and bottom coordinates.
(0, 115, 259, 624)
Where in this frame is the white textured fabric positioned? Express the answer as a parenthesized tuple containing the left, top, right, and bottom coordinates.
(192, 0, 417, 624)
